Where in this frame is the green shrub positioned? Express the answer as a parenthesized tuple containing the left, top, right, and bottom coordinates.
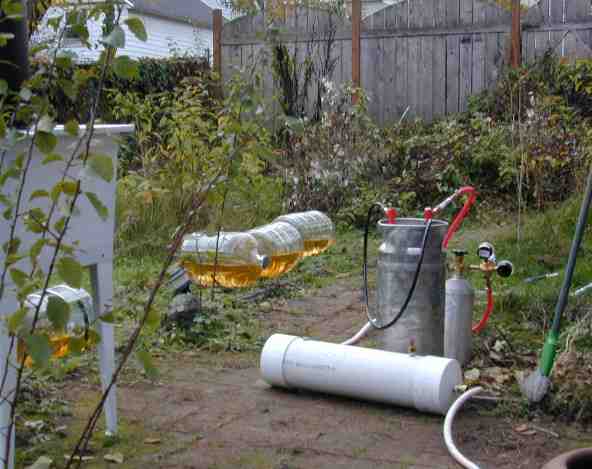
(40, 55, 212, 124)
(113, 71, 282, 256)
(283, 54, 591, 228)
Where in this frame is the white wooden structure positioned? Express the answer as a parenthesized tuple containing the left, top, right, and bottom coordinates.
(0, 124, 133, 469)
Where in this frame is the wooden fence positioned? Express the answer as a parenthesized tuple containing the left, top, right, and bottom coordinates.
(218, 0, 592, 123)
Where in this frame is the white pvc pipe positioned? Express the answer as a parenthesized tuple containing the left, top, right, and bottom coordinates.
(341, 321, 373, 346)
(261, 334, 462, 415)
(443, 386, 483, 469)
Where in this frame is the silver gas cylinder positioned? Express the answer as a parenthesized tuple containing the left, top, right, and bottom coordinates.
(375, 218, 448, 356)
(444, 251, 474, 365)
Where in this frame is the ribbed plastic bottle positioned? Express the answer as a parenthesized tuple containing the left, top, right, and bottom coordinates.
(248, 221, 304, 278)
(274, 211, 336, 257)
(19, 285, 98, 366)
(179, 232, 269, 288)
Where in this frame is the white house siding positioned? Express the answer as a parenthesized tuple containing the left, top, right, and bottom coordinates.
(35, 7, 212, 63)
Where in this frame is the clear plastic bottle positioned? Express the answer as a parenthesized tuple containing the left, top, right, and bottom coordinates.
(248, 221, 304, 278)
(274, 210, 336, 256)
(179, 232, 269, 288)
(18, 285, 98, 366)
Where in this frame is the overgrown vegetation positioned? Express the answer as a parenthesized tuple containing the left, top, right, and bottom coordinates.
(8, 4, 592, 461)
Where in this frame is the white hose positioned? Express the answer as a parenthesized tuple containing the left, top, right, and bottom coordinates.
(443, 386, 483, 469)
(341, 321, 373, 346)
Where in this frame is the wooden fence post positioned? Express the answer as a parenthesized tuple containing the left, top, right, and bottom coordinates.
(213, 9, 222, 77)
(352, 0, 361, 103)
(511, 0, 521, 68)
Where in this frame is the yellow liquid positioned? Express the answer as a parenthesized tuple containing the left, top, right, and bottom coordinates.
(302, 239, 335, 257)
(260, 252, 302, 278)
(18, 334, 94, 368)
(182, 261, 262, 288)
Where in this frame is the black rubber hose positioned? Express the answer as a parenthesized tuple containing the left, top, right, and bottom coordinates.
(363, 204, 432, 330)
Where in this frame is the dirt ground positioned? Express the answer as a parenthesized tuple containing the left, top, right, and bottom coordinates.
(66, 279, 587, 468)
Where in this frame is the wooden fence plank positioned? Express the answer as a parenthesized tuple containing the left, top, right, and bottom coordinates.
(550, 0, 564, 24)
(460, 0, 473, 26)
(375, 38, 386, 124)
(563, 31, 578, 62)
(459, 34, 472, 112)
(385, 5, 397, 29)
(472, 33, 485, 95)
(526, 30, 536, 62)
(566, 0, 589, 22)
(535, 31, 552, 58)
(421, 35, 433, 121)
(407, 37, 420, 118)
(446, 0, 460, 27)
(434, 0, 446, 28)
(484, 32, 495, 88)
(362, 37, 377, 114)
(395, 1, 409, 30)
(473, 0, 487, 26)
(409, 0, 422, 29)
(341, 38, 353, 88)
(432, 36, 446, 117)
(382, 37, 396, 124)
(394, 37, 408, 117)
(446, 35, 460, 114)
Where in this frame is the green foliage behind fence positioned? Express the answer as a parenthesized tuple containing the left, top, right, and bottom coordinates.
(42, 55, 212, 124)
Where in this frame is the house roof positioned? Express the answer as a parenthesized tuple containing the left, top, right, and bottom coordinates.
(131, 0, 234, 28)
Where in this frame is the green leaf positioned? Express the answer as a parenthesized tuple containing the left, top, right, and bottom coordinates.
(0, 80, 7, 96)
(87, 153, 114, 182)
(136, 350, 158, 380)
(57, 257, 83, 289)
(85, 191, 108, 221)
(35, 131, 57, 155)
(68, 336, 86, 354)
(30, 190, 49, 201)
(23, 334, 52, 367)
(9, 268, 27, 288)
(146, 307, 160, 330)
(65, 119, 79, 137)
(47, 296, 71, 332)
(42, 153, 63, 165)
(3, 237, 20, 255)
(112, 55, 139, 80)
(29, 238, 47, 264)
(100, 311, 115, 323)
(0, 33, 13, 47)
(102, 25, 125, 48)
(24, 208, 46, 233)
(53, 216, 66, 234)
(125, 17, 147, 41)
(55, 55, 73, 70)
(7, 308, 27, 335)
(61, 180, 78, 196)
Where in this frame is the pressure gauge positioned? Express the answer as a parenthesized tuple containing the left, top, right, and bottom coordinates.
(497, 260, 514, 278)
(477, 242, 495, 261)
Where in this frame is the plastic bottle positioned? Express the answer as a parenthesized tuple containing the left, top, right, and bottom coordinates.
(18, 285, 98, 366)
(274, 210, 336, 256)
(180, 232, 269, 288)
(248, 221, 304, 277)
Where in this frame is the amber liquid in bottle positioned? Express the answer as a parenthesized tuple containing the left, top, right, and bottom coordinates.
(18, 334, 95, 367)
(302, 238, 335, 257)
(182, 261, 263, 288)
(260, 252, 301, 278)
